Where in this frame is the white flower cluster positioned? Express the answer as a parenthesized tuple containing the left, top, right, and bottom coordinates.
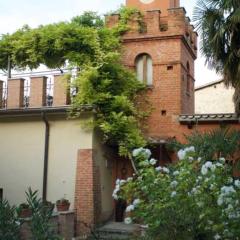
(217, 186, 236, 206)
(170, 180, 178, 188)
(177, 146, 195, 160)
(155, 166, 170, 174)
(201, 160, 224, 175)
(124, 217, 132, 224)
(132, 148, 151, 159)
(124, 199, 141, 225)
(201, 161, 216, 175)
(125, 198, 141, 213)
(112, 179, 127, 200)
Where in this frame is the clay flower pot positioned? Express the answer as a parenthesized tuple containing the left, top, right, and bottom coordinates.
(19, 203, 32, 218)
(56, 198, 70, 212)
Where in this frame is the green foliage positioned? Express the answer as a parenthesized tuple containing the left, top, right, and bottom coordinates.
(193, 0, 240, 112)
(0, 9, 148, 157)
(112, 6, 145, 34)
(71, 11, 104, 28)
(0, 199, 20, 240)
(168, 127, 240, 162)
(26, 188, 61, 240)
(115, 146, 240, 239)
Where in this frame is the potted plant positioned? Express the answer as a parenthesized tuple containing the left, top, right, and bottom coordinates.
(18, 203, 32, 218)
(42, 201, 55, 212)
(56, 198, 70, 212)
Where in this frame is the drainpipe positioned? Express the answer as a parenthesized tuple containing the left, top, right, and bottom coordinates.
(42, 112, 50, 202)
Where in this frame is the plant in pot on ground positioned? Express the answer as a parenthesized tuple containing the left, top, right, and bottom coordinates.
(18, 202, 32, 218)
(56, 198, 70, 212)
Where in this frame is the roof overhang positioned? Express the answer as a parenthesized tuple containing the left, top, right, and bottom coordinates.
(0, 105, 94, 120)
(179, 113, 240, 124)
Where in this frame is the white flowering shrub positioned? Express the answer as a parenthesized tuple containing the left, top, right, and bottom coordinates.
(113, 147, 240, 240)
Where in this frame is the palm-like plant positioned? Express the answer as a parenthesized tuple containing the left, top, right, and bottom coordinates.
(194, 0, 240, 113)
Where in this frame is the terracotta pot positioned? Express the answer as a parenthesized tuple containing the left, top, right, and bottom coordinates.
(43, 202, 55, 212)
(19, 208, 32, 218)
(56, 202, 70, 212)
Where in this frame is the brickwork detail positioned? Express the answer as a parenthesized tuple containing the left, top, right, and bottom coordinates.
(75, 149, 102, 235)
(7, 78, 25, 109)
(30, 76, 47, 108)
(53, 75, 70, 106)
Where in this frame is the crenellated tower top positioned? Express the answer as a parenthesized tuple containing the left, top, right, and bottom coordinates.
(126, 0, 180, 16)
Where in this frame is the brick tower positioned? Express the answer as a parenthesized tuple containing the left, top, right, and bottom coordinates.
(106, 0, 198, 140)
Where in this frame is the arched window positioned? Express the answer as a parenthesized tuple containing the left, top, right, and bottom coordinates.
(135, 54, 153, 86)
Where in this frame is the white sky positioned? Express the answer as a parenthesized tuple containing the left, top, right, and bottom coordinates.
(0, 0, 221, 86)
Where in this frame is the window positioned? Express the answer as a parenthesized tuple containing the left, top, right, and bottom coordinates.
(135, 54, 153, 86)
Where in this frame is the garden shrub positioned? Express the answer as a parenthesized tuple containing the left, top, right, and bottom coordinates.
(114, 146, 240, 239)
(0, 199, 20, 240)
(26, 188, 61, 240)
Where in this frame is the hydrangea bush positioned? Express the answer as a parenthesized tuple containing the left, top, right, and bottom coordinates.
(113, 147, 240, 240)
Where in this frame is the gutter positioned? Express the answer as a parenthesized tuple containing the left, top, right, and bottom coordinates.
(42, 112, 50, 202)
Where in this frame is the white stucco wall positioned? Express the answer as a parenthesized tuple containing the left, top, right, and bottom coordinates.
(195, 82, 235, 114)
(0, 120, 45, 205)
(0, 117, 93, 208)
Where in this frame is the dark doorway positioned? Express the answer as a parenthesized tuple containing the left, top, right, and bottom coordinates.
(150, 143, 172, 166)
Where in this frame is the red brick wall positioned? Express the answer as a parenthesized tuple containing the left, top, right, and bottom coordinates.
(74, 149, 101, 235)
(115, 7, 197, 139)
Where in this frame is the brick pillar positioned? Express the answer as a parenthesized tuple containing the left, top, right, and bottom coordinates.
(30, 76, 47, 108)
(0, 81, 3, 108)
(7, 78, 24, 109)
(75, 149, 101, 236)
(146, 10, 160, 34)
(53, 75, 70, 106)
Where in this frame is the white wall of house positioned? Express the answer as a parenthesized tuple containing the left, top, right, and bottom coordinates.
(195, 81, 235, 114)
(0, 120, 45, 205)
(0, 117, 93, 208)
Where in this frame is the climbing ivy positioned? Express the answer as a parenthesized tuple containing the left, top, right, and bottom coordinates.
(112, 7, 146, 34)
(0, 7, 149, 157)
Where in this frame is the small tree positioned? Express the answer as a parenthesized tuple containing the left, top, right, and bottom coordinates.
(26, 188, 61, 240)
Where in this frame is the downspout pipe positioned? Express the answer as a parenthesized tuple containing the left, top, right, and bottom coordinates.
(42, 112, 50, 202)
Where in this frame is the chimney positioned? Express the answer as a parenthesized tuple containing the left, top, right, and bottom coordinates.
(7, 78, 24, 109)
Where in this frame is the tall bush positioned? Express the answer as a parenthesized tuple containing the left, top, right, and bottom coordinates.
(115, 146, 240, 239)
